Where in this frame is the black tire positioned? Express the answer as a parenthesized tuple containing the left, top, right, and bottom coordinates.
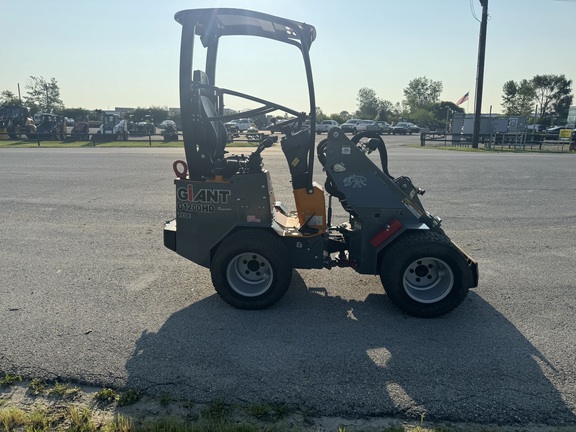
(379, 230, 472, 317)
(211, 229, 292, 310)
(7, 128, 21, 139)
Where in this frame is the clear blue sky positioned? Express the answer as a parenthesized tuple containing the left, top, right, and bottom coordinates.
(2, 0, 575, 115)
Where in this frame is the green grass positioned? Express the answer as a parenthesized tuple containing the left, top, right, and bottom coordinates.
(28, 378, 47, 395)
(0, 139, 260, 148)
(0, 384, 536, 432)
(47, 381, 80, 399)
(0, 373, 22, 387)
(94, 388, 118, 404)
(117, 389, 141, 407)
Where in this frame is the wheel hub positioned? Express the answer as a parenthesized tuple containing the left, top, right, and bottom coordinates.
(403, 258, 454, 303)
(227, 252, 273, 297)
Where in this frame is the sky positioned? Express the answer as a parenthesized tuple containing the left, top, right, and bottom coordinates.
(1, 0, 575, 116)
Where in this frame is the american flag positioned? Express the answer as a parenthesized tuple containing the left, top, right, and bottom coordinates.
(456, 92, 469, 106)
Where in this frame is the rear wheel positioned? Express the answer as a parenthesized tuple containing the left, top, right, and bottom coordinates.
(211, 229, 292, 309)
(379, 230, 472, 317)
(7, 127, 21, 139)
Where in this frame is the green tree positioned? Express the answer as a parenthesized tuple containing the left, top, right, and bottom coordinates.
(339, 111, 352, 121)
(376, 100, 394, 122)
(532, 74, 573, 123)
(410, 107, 436, 128)
(403, 76, 443, 112)
(390, 101, 409, 123)
(327, 112, 348, 124)
(431, 101, 464, 130)
(501, 79, 536, 117)
(316, 106, 327, 122)
(24, 76, 64, 113)
(130, 106, 169, 124)
(356, 87, 381, 119)
(0, 90, 21, 106)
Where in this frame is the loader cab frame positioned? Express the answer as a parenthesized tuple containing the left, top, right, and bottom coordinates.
(175, 8, 317, 189)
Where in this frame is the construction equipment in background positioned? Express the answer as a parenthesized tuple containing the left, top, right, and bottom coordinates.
(128, 115, 155, 136)
(35, 113, 66, 140)
(160, 120, 179, 141)
(68, 118, 90, 141)
(0, 105, 36, 139)
(94, 113, 129, 141)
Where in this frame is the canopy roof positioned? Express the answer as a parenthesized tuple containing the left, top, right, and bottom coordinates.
(174, 8, 316, 50)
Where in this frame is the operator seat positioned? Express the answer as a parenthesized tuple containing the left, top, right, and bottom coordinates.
(191, 70, 228, 175)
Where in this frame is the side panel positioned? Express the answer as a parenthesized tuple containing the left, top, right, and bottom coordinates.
(174, 171, 274, 267)
(282, 236, 325, 269)
(323, 131, 433, 273)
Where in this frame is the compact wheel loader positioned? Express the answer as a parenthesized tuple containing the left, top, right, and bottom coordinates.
(164, 8, 478, 317)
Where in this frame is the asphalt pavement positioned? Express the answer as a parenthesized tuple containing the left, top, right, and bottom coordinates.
(0, 136, 575, 426)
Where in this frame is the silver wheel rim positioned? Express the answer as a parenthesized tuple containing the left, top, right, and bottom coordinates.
(403, 257, 454, 303)
(226, 252, 273, 297)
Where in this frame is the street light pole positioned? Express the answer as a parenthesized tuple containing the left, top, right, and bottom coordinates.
(472, 0, 488, 149)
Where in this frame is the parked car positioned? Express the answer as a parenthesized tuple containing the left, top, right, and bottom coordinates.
(391, 122, 412, 135)
(545, 126, 563, 134)
(376, 121, 391, 134)
(316, 119, 339, 134)
(340, 119, 362, 133)
(236, 118, 255, 132)
(225, 119, 240, 135)
(355, 120, 380, 133)
(391, 122, 420, 135)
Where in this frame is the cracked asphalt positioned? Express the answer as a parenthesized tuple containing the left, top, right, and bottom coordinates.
(1, 137, 575, 426)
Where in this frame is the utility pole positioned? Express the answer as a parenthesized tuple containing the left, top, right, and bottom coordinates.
(472, 0, 488, 149)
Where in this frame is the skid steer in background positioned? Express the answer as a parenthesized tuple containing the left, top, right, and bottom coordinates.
(163, 8, 478, 317)
(94, 113, 129, 141)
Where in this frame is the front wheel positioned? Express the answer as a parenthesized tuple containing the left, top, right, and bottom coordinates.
(211, 229, 292, 310)
(379, 230, 473, 317)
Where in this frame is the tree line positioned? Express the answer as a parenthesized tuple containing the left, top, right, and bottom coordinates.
(2, 74, 573, 129)
(0, 76, 175, 125)
(501, 74, 573, 125)
(318, 74, 573, 129)
(317, 76, 465, 129)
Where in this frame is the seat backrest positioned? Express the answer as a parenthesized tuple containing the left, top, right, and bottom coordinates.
(192, 70, 228, 162)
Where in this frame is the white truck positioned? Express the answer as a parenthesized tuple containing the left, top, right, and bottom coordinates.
(316, 119, 339, 134)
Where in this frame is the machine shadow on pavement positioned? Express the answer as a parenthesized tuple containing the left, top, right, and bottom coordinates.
(124, 270, 576, 426)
